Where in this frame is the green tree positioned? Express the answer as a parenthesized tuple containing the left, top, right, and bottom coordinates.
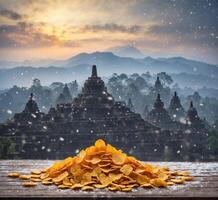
(208, 121, 218, 154)
(157, 72, 173, 86)
(0, 137, 16, 159)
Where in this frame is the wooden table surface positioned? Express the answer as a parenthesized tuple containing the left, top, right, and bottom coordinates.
(0, 160, 218, 199)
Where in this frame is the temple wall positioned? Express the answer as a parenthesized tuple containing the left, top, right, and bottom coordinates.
(5, 130, 213, 161)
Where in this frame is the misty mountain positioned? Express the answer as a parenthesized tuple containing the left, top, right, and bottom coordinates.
(140, 56, 218, 76)
(106, 45, 145, 58)
(0, 59, 59, 69)
(61, 52, 218, 77)
(62, 52, 146, 74)
(0, 52, 218, 89)
(0, 65, 93, 89)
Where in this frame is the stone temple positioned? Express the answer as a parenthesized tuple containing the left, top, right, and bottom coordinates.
(0, 65, 212, 161)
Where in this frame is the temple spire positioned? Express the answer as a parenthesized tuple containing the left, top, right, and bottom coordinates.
(190, 101, 193, 108)
(30, 93, 33, 100)
(91, 65, 97, 77)
(127, 98, 134, 112)
(168, 91, 185, 121)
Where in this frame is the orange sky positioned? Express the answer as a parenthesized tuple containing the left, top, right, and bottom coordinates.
(0, 0, 217, 64)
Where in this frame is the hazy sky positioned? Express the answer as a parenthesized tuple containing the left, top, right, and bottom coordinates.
(0, 0, 217, 64)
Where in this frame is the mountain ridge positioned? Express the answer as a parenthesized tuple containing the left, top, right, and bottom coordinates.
(0, 51, 217, 89)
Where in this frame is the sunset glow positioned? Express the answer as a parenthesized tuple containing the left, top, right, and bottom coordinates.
(0, 0, 217, 63)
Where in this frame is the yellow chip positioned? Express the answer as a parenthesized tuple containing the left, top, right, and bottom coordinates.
(109, 173, 123, 181)
(101, 167, 113, 173)
(40, 173, 49, 180)
(98, 173, 112, 186)
(58, 185, 70, 189)
(98, 163, 111, 168)
(44, 177, 52, 181)
(166, 181, 175, 186)
(90, 157, 102, 164)
(22, 181, 37, 187)
(31, 169, 41, 175)
(142, 183, 153, 188)
(178, 171, 189, 176)
(31, 174, 40, 178)
(19, 175, 31, 180)
(182, 176, 194, 181)
(171, 178, 185, 184)
(94, 184, 108, 189)
(112, 152, 126, 165)
(41, 167, 50, 173)
(120, 164, 133, 176)
(42, 180, 53, 185)
(76, 150, 86, 164)
(136, 174, 149, 185)
(71, 183, 83, 189)
(63, 177, 72, 186)
(108, 186, 118, 191)
(81, 186, 94, 191)
(52, 171, 69, 183)
(95, 139, 106, 148)
(8, 172, 20, 178)
(158, 172, 168, 180)
(135, 168, 145, 174)
(150, 178, 167, 187)
(31, 178, 41, 182)
(122, 187, 133, 192)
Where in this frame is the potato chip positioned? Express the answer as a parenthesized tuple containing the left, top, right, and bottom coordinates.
(7, 139, 193, 192)
(76, 150, 86, 164)
(8, 172, 20, 178)
(158, 172, 168, 180)
(42, 180, 53, 185)
(71, 183, 83, 189)
(136, 174, 149, 185)
(31, 178, 41, 182)
(171, 178, 185, 184)
(63, 177, 72, 186)
(183, 176, 194, 181)
(178, 171, 189, 176)
(94, 184, 108, 189)
(22, 182, 37, 187)
(31, 169, 41, 175)
(142, 183, 153, 188)
(90, 157, 101, 164)
(98, 173, 112, 186)
(40, 173, 49, 180)
(52, 171, 69, 183)
(166, 181, 175, 186)
(81, 186, 94, 191)
(122, 187, 133, 192)
(95, 139, 106, 148)
(120, 164, 133, 176)
(108, 186, 118, 191)
(31, 174, 40, 178)
(112, 152, 126, 165)
(109, 173, 123, 181)
(19, 175, 31, 180)
(58, 185, 70, 189)
(150, 178, 167, 187)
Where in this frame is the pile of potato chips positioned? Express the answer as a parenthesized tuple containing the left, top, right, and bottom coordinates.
(8, 139, 193, 192)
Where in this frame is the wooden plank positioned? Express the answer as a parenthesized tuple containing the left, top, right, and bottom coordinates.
(0, 160, 217, 199)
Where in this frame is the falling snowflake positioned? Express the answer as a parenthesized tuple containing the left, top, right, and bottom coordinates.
(7, 110, 12, 114)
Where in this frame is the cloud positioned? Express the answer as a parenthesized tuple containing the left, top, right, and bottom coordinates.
(0, 22, 79, 48)
(147, 22, 218, 48)
(80, 24, 143, 34)
(0, 9, 23, 20)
